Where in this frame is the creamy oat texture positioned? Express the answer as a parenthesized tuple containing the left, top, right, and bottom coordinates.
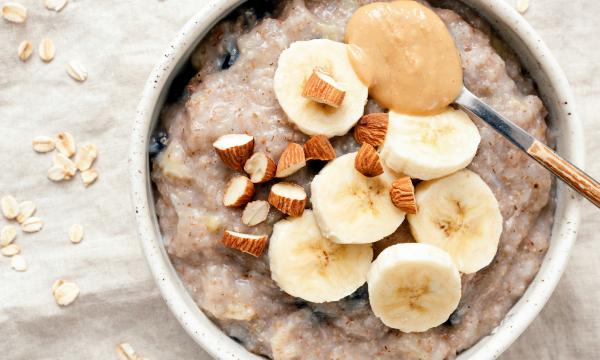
(152, 1, 553, 358)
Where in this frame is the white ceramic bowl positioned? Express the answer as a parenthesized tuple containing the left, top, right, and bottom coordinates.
(130, 1, 583, 358)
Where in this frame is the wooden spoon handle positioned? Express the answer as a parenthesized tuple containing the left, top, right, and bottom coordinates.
(528, 140, 600, 207)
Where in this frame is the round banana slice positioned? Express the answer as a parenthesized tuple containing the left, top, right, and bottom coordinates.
(269, 210, 373, 303)
(311, 152, 405, 244)
(380, 108, 481, 180)
(367, 243, 461, 333)
(273, 39, 369, 137)
(407, 169, 503, 274)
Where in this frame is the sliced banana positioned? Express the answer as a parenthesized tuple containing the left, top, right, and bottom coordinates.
(380, 108, 481, 180)
(367, 243, 461, 333)
(269, 210, 373, 303)
(311, 152, 405, 244)
(273, 39, 368, 137)
(407, 169, 503, 274)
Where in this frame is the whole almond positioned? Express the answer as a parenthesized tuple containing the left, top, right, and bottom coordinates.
(39, 38, 56, 62)
(354, 113, 389, 147)
(303, 135, 336, 161)
(355, 143, 384, 177)
(276, 143, 306, 178)
(18, 40, 33, 61)
(2, 3, 27, 23)
(390, 177, 417, 214)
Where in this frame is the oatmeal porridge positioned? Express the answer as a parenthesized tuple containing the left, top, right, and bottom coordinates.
(151, 0, 553, 359)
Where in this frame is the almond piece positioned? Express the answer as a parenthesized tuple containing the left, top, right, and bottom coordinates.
(302, 68, 346, 107)
(390, 177, 417, 214)
(268, 182, 306, 217)
(276, 143, 306, 178)
(242, 200, 270, 227)
(213, 134, 254, 171)
(223, 176, 254, 208)
(354, 113, 389, 147)
(355, 143, 384, 177)
(303, 135, 336, 161)
(221, 230, 268, 257)
(244, 152, 276, 183)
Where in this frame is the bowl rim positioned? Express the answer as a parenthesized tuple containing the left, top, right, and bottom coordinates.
(129, 1, 583, 359)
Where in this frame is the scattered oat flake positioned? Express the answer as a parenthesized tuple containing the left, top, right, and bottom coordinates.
(16, 200, 36, 223)
(53, 281, 80, 306)
(56, 131, 76, 157)
(2, 243, 20, 257)
(48, 165, 67, 181)
(33, 136, 56, 152)
(75, 143, 98, 171)
(1, 195, 19, 220)
(66, 61, 88, 82)
(2, 3, 27, 23)
(116, 343, 146, 360)
(39, 38, 56, 62)
(81, 168, 98, 187)
(516, 0, 529, 13)
(11, 255, 27, 272)
(18, 40, 32, 61)
(69, 224, 83, 244)
(52, 279, 65, 294)
(44, 0, 68, 12)
(21, 217, 43, 233)
(0, 225, 17, 246)
(53, 152, 77, 178)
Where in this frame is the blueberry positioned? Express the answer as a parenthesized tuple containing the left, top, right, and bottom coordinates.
(149, 131, 168, 156)
(444, 308, 462, 326)
(346, 285, 369, 301)
(219, 37, 239, 70)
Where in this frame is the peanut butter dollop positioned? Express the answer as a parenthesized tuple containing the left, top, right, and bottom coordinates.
(345, 0, 463, 115)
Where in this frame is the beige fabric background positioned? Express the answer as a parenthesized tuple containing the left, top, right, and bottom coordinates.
(0, 0, 598, 359)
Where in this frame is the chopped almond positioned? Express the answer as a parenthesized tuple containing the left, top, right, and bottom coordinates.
(223, 176, 254, 208)
(390, 177, 417, 214)
(213, 134, 255, 171)
(242, 200, 270, 227)
(268, 182, 306, 217)
(244, 152, 276, 183)
(302, 68, 346, 107)
(355, 143, 384, 177)
(222, 230, 268, 257)
(354, 113, 389, 147)
(276, 143, 306, 178)
(303, 135, 336, 161)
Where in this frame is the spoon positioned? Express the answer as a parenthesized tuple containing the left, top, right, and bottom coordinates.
(455, 87, 600, 208)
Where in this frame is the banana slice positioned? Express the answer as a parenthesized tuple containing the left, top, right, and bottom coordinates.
(380, 108, 481, 180)
(311, 152, 405, 244)
(269, 210, 373, 303)
(407, 169, 503, 274)
(367, 243, 461, 333)
(273, 39, 369, 137)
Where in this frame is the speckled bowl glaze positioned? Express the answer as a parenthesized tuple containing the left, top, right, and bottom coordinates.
(130, 1, 583, 358)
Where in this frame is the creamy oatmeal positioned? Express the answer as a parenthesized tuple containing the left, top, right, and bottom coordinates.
(151, 0, 553, 358)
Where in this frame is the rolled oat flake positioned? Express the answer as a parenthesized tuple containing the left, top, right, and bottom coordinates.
(11, 255, 27, 272)
(53, 281, 80, 306)
(1, 195, 19, 219)
(66, 61, 88, 82)
(2, 2, 27, 23)
(21, 217, 44, 233)
(0, 225, 17, 246)
(18, 40, 33, 61)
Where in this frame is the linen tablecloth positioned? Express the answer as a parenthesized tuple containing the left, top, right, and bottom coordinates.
(1, 0, 598, 359)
